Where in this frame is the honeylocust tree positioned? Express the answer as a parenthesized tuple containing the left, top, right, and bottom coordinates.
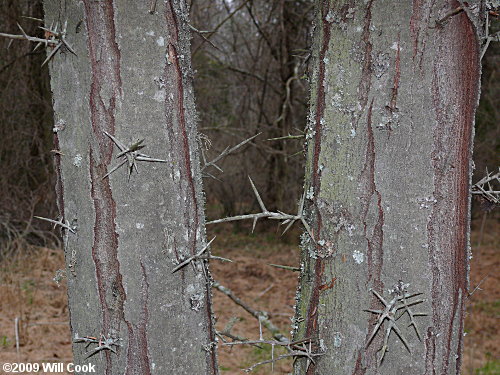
(41, 0, 217, 373)
(293, 1, 486, 374)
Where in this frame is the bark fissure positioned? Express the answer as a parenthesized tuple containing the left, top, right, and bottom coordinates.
(53, 134, 65, 222)
(410, 0, 425, 58)
(84, 2, 150, 372)
(89, 154, 123, 374)
(427, 12, 479, 374)
(424, 327, 437, 375)
(165, 2, 199, 258)
(303, 5, 333, 373)
(354, 100, 385, 371)
(357, 0, 374, 110)
(311, 2, 332, 194)
(353, 351, 367, 375)
(163, 3, 218, 372)
(84, 0, 124, 334)
(410, 0, 432, 67)
(388, 38, 401, 113)
(361, 101, 384, 291)
(124, 262, 151, 375)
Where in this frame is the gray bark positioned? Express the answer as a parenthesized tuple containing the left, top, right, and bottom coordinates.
(294, 1, 483, 374)
(43, 1, 217, 374)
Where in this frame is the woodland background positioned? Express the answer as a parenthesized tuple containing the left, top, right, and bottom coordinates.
(0, 1, 498, 374)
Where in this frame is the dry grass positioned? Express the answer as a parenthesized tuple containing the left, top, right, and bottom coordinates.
(462, 217, 500, 375)
(0, 219, 498, 374)
(0, 246, 71, 369)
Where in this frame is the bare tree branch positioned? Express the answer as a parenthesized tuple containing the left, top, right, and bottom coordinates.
(207, 176, 315, 241)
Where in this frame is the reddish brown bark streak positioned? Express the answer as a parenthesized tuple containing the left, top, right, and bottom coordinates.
(318, 277, 336, 291)
(361, 101, 384, 291)
(452, 15, 480, 373)
(165, 2, 199, 258)
(304, 4, 332, 373)
(410, 0, 432, 69)
(164, 3, 217, 373)
(353, 351, 367, 375)
(125, 263, 151, 375)
(353, 0, 384, 368)
(357, 0, 374, 110)
(83, 1, 151, 373)
(353, 3, 382, 372)
(389, 38, 401, 112)
(311, 3, 331, 194)
(410, 0, 425, 58)
(355, 101, 385, 374)
(84, 0, 123, 329)
(83, 0, 121, 154)
(424, 327, 437, 375)
(428, 10, 479, 374)
(53, 134, 65, 222)
(89, 154, 124, 373)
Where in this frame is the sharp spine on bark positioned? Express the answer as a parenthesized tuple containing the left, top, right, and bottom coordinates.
(171, 236, 221, 273)
(364, 281, 427, 366)
(102, 131, 169, 180)
(73, 334, 122, 359)
(0, 19, 76, 66)
(207, 176, 315, 242)
(34, 216, 77, 234)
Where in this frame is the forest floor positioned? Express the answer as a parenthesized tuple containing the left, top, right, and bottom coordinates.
(0, 217, 498, 375)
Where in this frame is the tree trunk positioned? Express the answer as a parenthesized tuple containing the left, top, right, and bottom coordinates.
(294, 1, 482, 374)
(43, 1, 217, 373)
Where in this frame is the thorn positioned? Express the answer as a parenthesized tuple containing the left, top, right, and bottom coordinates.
(102, 131, 168, 179)
(102, 159, 127, 180)
(268, 264, 300, 272)
(41, 41, 62, 66)
(16, 23, 28, 38)
(248, 176, 267, 212)
(34, 216, 76, 234)
(172, 236, 216, 273)
(280, 218, 295, 235)
(21, 16, 43, 22)
(62, 38, 77, 56)
(300, 217, 315, 243)
(252, 217, 258, 233)
(207, 255, 233, 263)
(266, 134, 304, 141)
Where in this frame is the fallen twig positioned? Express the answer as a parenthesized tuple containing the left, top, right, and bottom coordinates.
(212, 280, 287, 343)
